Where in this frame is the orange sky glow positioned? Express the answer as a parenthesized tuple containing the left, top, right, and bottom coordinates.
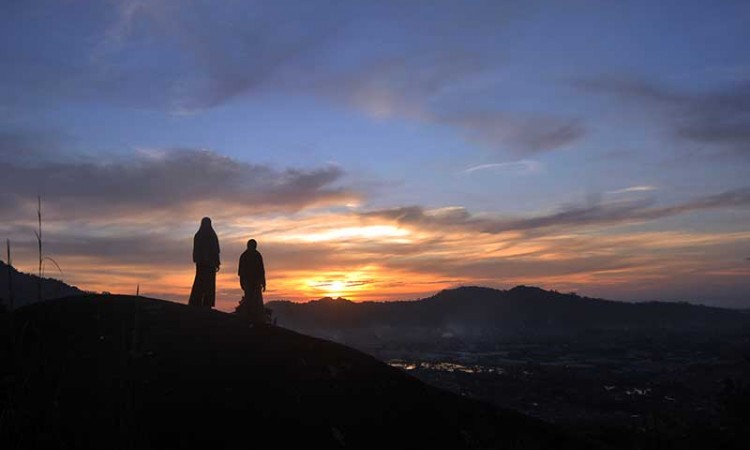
(6, 208, 749, 311)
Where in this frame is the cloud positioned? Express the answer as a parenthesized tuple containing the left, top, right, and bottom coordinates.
(0, 148, 357, 221)
(441, 113, 585, 154)
(0, 1, 582, 155)
(389, 254, 636, 281)
(0, 129, 69, 162)
(578, 78, 750, 156)
(5, 1, 502, 112)
(299, 54, 585, 155)
(21, 230, 190, 269)
(362, 187, 750, 235)
(310, 279, 376, 288)
(463, 159, 542, 175)
(1, 0, 344, 112)
(298, 52, 484, 120)
(606, 185, 657, 195)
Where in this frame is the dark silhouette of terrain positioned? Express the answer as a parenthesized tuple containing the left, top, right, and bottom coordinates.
(269, 286, 750, 343)
(266, 286, 750, 449)
(0, 261, 85, 309)
(0, 295, 590, 450)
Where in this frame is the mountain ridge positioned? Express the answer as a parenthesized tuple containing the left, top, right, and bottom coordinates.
(274, 284, 738, 308)
(268, 285, 750, 341)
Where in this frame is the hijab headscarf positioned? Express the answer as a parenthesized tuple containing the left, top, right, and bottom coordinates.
(193, 217, 220, 267)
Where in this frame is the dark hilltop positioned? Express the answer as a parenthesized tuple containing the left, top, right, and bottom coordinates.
(0, 294, 588, 450)
(2, 274, 748, 449)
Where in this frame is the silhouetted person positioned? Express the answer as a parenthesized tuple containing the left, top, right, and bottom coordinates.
(189, 217, 220, 308)
(237, 239, 266, 322)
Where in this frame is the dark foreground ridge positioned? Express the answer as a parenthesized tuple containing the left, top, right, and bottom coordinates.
(0, 295, 589, 449)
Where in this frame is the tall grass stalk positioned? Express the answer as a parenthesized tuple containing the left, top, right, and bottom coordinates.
(33, 196, 42, 303)
(30, 197, 63, 302)
(5, 239, 11, 310)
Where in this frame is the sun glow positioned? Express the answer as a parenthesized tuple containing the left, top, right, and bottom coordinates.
(327, 280, 345, 296)
(300, 267, 383, 300)
(305, 277, 358, 299)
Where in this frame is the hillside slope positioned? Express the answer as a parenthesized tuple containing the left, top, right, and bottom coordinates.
(0, 261, 85, 309)
(0, 295, 589, 449)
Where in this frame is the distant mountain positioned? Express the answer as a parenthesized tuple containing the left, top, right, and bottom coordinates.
(0, 261, 86, 309)
(268, 286, 750, 343)
(0, 295, 588, 449)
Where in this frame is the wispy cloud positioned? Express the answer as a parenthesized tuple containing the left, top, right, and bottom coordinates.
(303, 52, 482, 121)
(578, 77, 750, 157)
(1, 0, 345, 112)
(363, 187, 750, 235)
(302, 53, 585, 154)
(463, 159, 542, 175)
(441, 113, 585, 155)
(606, 185, 657, 195)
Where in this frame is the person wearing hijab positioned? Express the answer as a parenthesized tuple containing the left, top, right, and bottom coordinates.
(189, 217, 220, 308)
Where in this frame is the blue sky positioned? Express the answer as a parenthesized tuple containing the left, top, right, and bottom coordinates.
(1, 0, 748, 308)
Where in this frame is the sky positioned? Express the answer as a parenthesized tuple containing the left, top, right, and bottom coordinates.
(1, 0, 748, 310)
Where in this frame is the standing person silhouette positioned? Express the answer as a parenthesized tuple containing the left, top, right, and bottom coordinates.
(189, 217, 220, 308)
(237, 239, 266, 322)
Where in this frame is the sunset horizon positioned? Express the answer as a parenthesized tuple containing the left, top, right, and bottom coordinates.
(2, 2, 749, 448)
(4, 192, 748, 311)
(1, 1, 748, 311)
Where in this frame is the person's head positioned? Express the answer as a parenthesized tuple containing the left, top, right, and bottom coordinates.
(200, 217, 212, 229)
(247, 239, 257, 250)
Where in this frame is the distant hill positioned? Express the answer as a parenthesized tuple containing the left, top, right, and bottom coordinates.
(268, 286, 750, 343)
(0, 260, 85, 309)
(0, 295, 589, 449)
